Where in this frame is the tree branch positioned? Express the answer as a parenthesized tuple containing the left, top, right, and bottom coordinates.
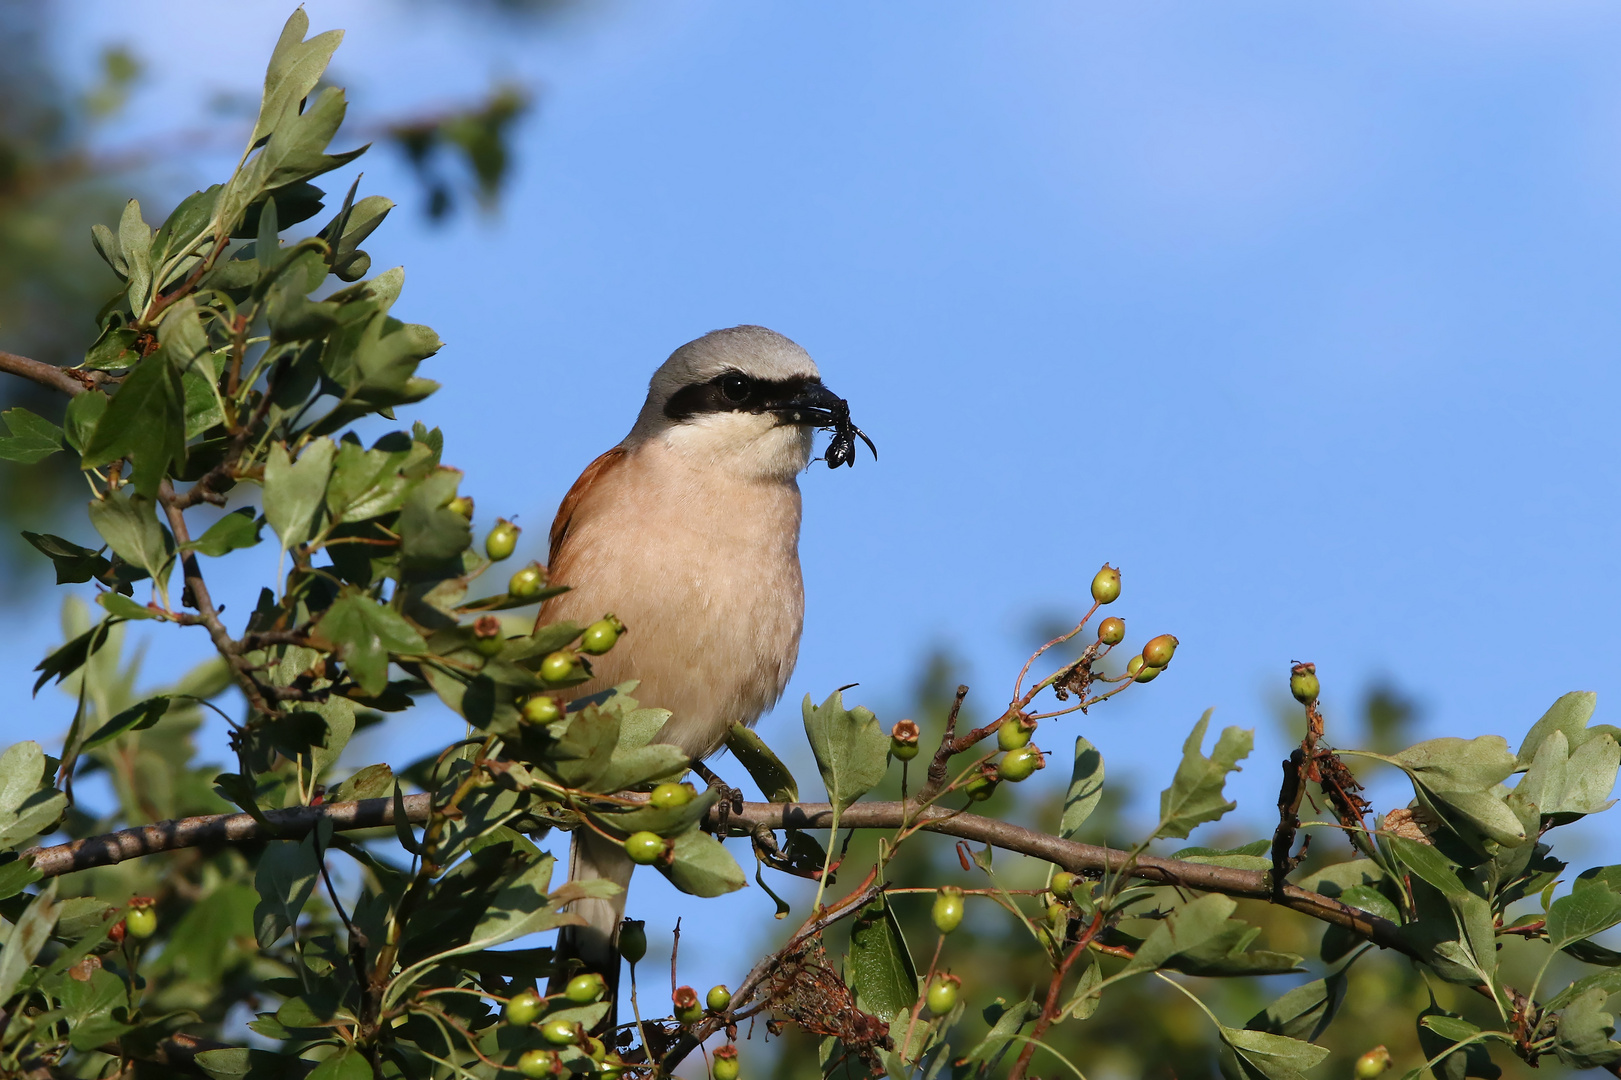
(0, 350, 103, 397)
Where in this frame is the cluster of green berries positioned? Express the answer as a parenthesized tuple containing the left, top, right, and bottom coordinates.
(504, 975, 631, 1079)
(1088, 564, 1178, 682)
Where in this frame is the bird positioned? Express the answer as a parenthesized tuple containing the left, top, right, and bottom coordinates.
(536, 325, 871, 1007)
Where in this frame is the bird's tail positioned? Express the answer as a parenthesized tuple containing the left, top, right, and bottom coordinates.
(552, 828, 633, 1021)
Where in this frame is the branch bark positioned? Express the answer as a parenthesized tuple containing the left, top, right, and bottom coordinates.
(0, 350, 101, 397)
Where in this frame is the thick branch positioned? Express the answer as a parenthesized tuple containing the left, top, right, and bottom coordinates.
(0, 350, 98, 397)
(25, 792, 433, 878)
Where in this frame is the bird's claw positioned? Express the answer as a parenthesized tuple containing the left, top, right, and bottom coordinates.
(692, 761, 744, 837)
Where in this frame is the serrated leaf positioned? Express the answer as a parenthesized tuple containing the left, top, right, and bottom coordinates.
(1123, 893, 1237, 976)
(62, 389, 108, 453)
(1517, 691, 1621, 769)
(264, 437, 336, 551)
(81, 349, 186, 496)
(32, 619, 121, 695)
(726, 722, 799, 803)
(311, 591, 427, 696)
(186, 507, 263, 557)
(0, 408, 64, 464)
(21, 532, 111, 585)
(1554, 987, 1621, 1069)
(1155, 710, 1252, 840)
(254, 830, 323, 949)
(1548, 866, 1621, 951)
(848, 896, 918, 1023)
(87, 491, 174, 599)
(1060, 735, 1105, 839)
(1218, 1024, 1330, 1080)
(329, 763, 393, 802)
(803, 690, 889, 812)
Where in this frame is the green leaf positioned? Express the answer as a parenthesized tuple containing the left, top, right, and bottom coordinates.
(0, 408, 64, 464)
(1123, 893, 1237, 976)
(958, 995, 1040, 1070)
(81, 349, 186, 496)
(1245, 971, 1347, 1042)
(118, 198, 152, 313)
(1548, 866, 1621, 952)
(0, 742, 66, 849)
(61, 965, 134, 1049)
(1417, 1007, 1502, 1080)
(21, 531, 111, 585)
(725, 722, 799, 803)
(252, 11, 344, 147)
(1059, 735, 1106, 839)
(87, 491, 175, 599)
(329, 763, 394, 802)
(97, 591, 156, 621)
(186, 507, 263, 557)
(0, 880, 58, 1005)
(1218, 1024, 1330, 1080)
(803, 689, 889, 812)
(32, 619, 121, 695)
(1517, 691, 1621, 769)
(306, 1047, 371, 1080)
(1554, 987, 1621, 1069)
(1154, 710, 1252, 840)
(195, 1047, 309, 1080)
(657, 829, 747, 898)
(62, 389, 108, 453)
(325, 438, 412, 524)
(396, 466, 468, 569)
(80, 695, 171, 752)
(1383, 736, 1526, 847)
(848, 896, 919, 1023)
(254, 831, 323, 949)
(263, 437, 336, 551)
(313, 591, 427, 696)
(1545, 969, 1621, 1012)
(1558, 733, 1620, 820)
(83, 325, 140, 369)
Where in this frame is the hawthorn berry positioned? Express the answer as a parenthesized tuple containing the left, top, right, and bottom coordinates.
(926, 974, 961, 1014)
(997, 717, 1034, 751)
(504, 988, 543, 1025)
(650, 782, 695, 809)
(580, 617, 622, 655)
(521, 695, 561, 724)
(1142, 634, 1178, 668)
(1091, 564, 1121, 605)
(486, 519, 520, 561)
(1290, 663, 1320, 705)
(1050, 872, 1076, 902)
(673, 985, 703, 1024)
(624, 832, 665, 865)
(932, 887, 965, 934)
(998, 745, 1043, 782)
(712, 1045, 740, 1080)
(518, 1049, 556, 1079)
(619, 920, 647, 964)
(509, 562, 547, 599)
(890, 719, 920, 760)
(540, 651, 576, 682)
(1097, 616, 1125, 645)
(540, 1018, 577, 1045)
(447, 495, 474, 519)
(707, 984, 732, 1011)
(1354, 1046, 1391, 1078)
(566, 972, 606, 1004)
(964, 771, 999, 802)
(125, 903, 158, 940)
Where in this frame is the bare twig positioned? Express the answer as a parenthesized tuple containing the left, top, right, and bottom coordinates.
(0, 350, 107, 397)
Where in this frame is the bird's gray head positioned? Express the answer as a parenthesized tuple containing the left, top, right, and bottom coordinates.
(625, 325, 872, 481)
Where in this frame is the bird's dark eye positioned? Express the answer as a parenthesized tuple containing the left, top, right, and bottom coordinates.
(719, 374, 752, 402)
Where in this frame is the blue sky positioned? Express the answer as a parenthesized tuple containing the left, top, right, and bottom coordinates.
(13, 0, 1621, 1020)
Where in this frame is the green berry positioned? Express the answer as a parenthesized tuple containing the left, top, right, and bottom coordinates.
(485, 518, 520, 561)
(504, 988, 543, 1025)
(624, 831, 665, 865)
(1290, 663, 1320, 705)
(707, 984, 732, 1011)
(585, 1036, 607, 1063)
(1127, 655, 1160, 683)
(925, 974, 960, 1014)
(508, 562, 547, 599)
(964, 771, 999, 802)
(522, 695, 561, 724)
(998, 745, 1042, 783)
(472, 614, 504, 656)
(650, 781, 695, 809)
(1049, 872, 1076, 902)
(619, 919, 647, 964)
(1354, 1046, 1391, 1079)
(890, 738, 919, 761)
(1045, 900, 1067, 927)
(580, 617, 621, 655)
(566, 972, 606, 1004)
(932, 886, 965, 934)
(997, 717, 1033, 751)
(541, 1017, 577, 1045)
(540, 651, 576, 682)
(1142, 634, 1178, 668)
(712, 1047, 740, 1080)
(673, 985, 703, 1024)
(447, 495, 474, 519)
(1090, 564, 1121, 605)
(890, 719, 920, 761)
(600, 1056, 629, 1079)
(1097, 616, 1125, 645)
(518, 1049, 555, 1079)
(125, 905, 158, 940)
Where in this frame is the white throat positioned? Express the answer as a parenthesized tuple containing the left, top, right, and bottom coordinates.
(656, 412, 814, 482)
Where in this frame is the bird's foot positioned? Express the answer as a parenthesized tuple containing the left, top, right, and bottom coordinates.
(692, 761, 744, 837)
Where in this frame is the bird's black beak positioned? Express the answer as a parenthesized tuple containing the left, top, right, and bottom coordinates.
(770, 380, 847, 428)
(771, 379, 876, 469)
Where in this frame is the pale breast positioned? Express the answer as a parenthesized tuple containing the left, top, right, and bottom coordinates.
(539, 445, 805, 760)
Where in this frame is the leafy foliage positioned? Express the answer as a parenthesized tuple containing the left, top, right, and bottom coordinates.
(0, 11, 1615, 1080)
